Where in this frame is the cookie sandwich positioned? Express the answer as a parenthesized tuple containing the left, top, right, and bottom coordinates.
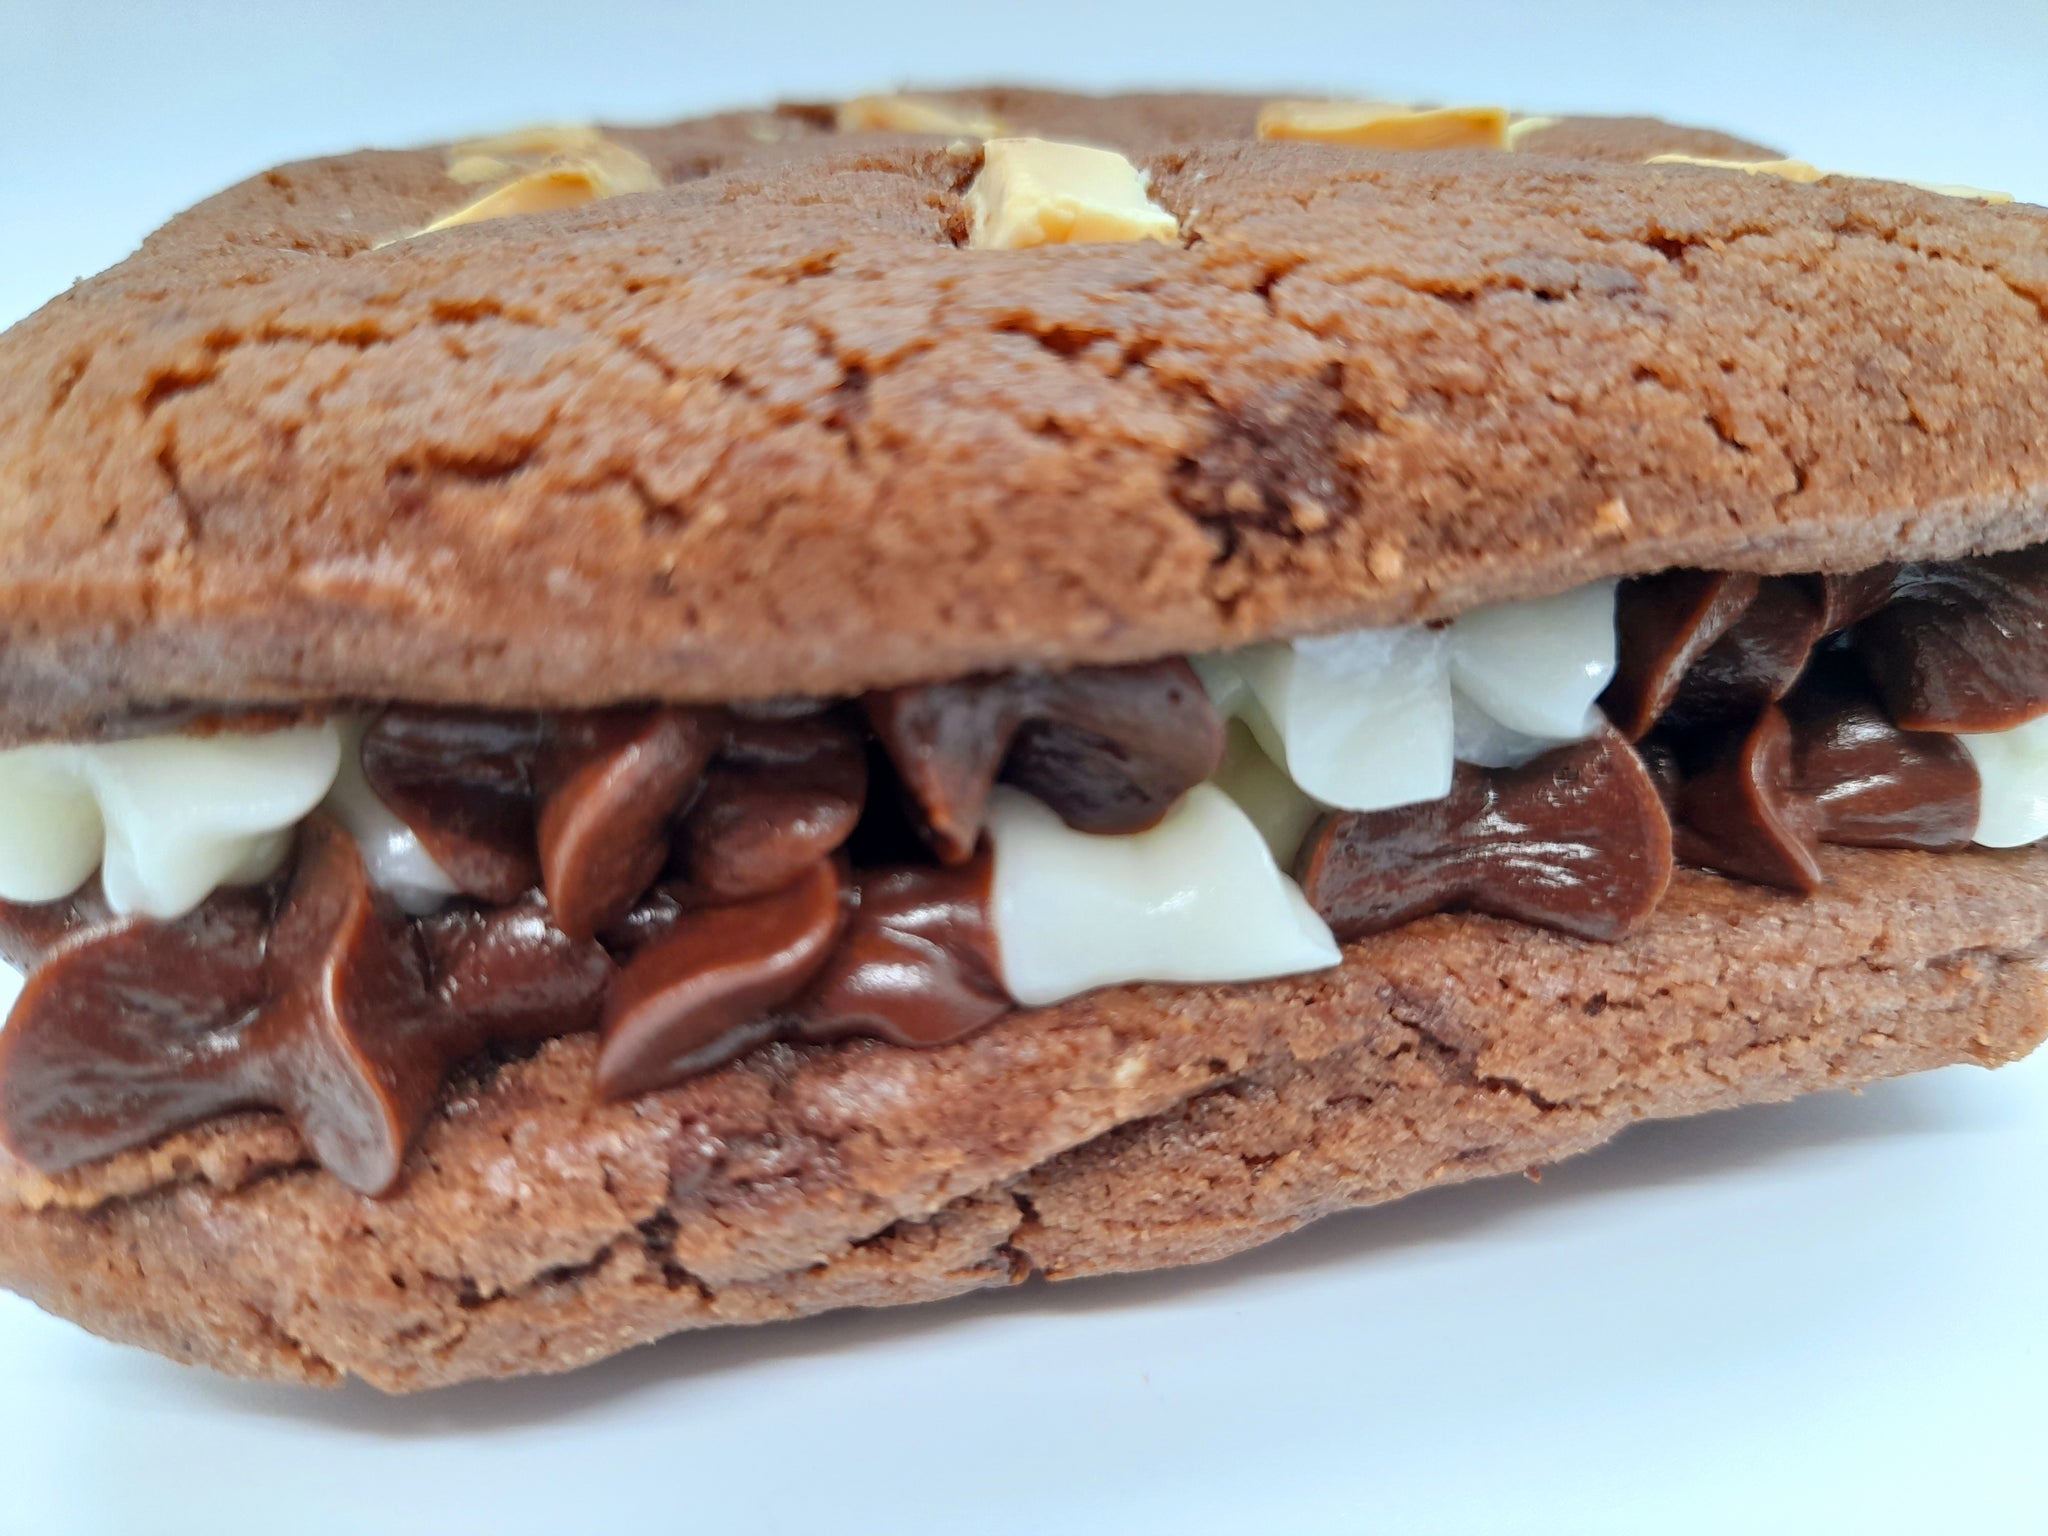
(1, 89, 2044, 1390)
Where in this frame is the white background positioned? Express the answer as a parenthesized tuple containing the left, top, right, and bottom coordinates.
(3, 3, 2046, 1531)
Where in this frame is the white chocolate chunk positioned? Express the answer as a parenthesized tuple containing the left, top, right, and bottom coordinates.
(1450, 691, 1574, 770)
(1448, 579, 1618, 740)
(1198, 582, 1618, 812)
(1646, 154, 1827, 182)
(0, 723, 342, 919)
(319, 718, 461, 915)
(394, 132, 659, 244)
(82, 724, 343, 918)
(1647, 154, 2011, 203)
(837, 95, 1005, 138)
(1211, 721, 1322, 866)
(0, 752, 105, 904)
(1224, 627, 1456, 813)
(965, 138, 1178, 251)
(987, 784, 1339, 1007)
(1503, 115, 1560, 151)
(1256, 101, 1509, 151)
(1961, 716, 2048, 848)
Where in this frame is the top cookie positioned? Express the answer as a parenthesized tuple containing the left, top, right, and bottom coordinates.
(0, 88, 2043, 735)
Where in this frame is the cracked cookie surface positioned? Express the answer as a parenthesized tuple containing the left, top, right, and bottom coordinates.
(3, 94, 2043, 736)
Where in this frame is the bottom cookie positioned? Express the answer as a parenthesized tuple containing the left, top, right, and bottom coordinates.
(3, 845, 2043, 1391)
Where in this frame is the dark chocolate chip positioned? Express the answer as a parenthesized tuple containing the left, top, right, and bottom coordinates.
(0, 877, 118, 970)
(1668, 706, 1823, 893)
(678, 715, 867, 901)
(793, 847, 1010, 1048)
(596, 859, 849, 1099)
(1663, 577, 1826, 733)
(1601, 570, 1762, 740)
(422, 896, 614, 1042)
(1816, 567, 1899, 635)
(536, 707, 723, 941)
(1295, 725, 1673, 942)
(1854, 548, 2048, 732)
(1785, 664, 1979, 851)
(361, 707, 550, 902)
(0, 885, 274, 1173)
(866, 660, 1224, 863)
(0, 817, 601, 1195)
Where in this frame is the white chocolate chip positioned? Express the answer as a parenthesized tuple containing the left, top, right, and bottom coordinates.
(1256, 100, 1509, 151)
(1211, 721, 1323, 866)
(1960, 716, 2048, 847)
(1646, 154, 1825, 182)
(1197, 582, 1619, 812)
(1448, 579, 1618, 741)
(964, 138, 1179, 251)
(0, 722, 342, 920)
(1503, 114, 1561, 151)
(392, 131, 659, 243)
(837, 95, 1005, 138)
(987, 784, 1338, 1007)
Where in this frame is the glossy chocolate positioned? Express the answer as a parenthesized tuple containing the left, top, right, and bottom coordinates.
(1667, 706, 1824, 892)
(679, 715, 867, 901)
(1786, 667, 1980, 850)
(1295, 726, 1673, 942)
(0, 818, 602, 1193)
(362, 708, 550, 902)
(537, 707, 722, 940)
(1602, 570, 1761, 739)
(1663, 577, 1826, 732)
(1856, 549, 2048, 731)
(1657, 665, 1981, 891)
(866, 660, 1225, 863)
(596, 858, 849, 1098)
(423, 896, 614, 1042)
(794, 848, 1010, 1048)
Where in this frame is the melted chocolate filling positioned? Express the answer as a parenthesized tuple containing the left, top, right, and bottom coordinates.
(5, 545, 2047, 1194)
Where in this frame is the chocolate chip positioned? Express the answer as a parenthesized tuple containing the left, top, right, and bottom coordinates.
(793, 847, 1009, 1048)
(596, 859, 849, 1099)
(1786, 662, 1980, 850)
(0, 884, 273, 1173)
(537, 707, 723, 940)
(1663, 577, 1826, 733)
(0, 817, 604, 1194)
(866, 660, 1225, 863)
(678, 715, 867, 901)
(1295, 725, 1673, 942)
(422, 895, 614, 1041)
(1668, 706, 1823, 892)
(1854, 548, 2048, 731)
(1601, 570, 1761, 739)
(361, 707, 550, 902)
(1658, 661, 1982, 890)
(1816, 566, 1899, 635)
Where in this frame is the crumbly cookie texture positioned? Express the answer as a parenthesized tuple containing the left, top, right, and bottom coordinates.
(7, 92, 2044, 737)
(4, 844, 2043, 1390)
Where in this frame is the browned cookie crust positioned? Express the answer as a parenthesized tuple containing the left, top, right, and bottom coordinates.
(4, 843, 2042, 1390)
(5, 96, 2043, 737)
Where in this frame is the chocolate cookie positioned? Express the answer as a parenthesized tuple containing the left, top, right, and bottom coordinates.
(1, 88, 2044, 1391)
(10, 93, 2040, 735)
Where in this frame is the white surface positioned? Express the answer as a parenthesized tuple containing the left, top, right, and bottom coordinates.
(3, 3, 2046, 1532)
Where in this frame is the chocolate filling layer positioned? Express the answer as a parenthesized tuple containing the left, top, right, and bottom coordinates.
(3, 549, 2046, 1194)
